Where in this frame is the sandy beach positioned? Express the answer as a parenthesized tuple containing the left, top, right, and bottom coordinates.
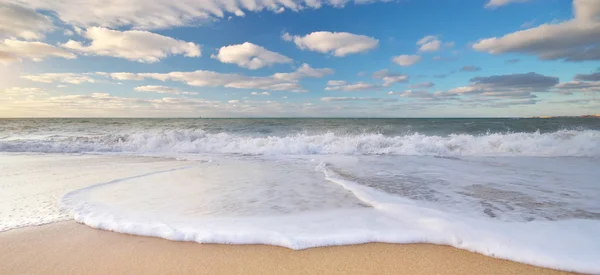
(0, 222, 578, 275)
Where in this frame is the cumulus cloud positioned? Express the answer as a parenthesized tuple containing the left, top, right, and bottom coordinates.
(485, 0, 530, 8)
(392, 55, 422, 67)
(325, 81, 380, 92)
(62, 27, 201, 63)
(283, 31, 378, 57)
(372, 69, 409, 87)
(443, 72, 557, 104)
(320, 97, 397, 102)
(211, 42, 292, 69)
(0, 39, 76, 64)
(134, 85, 199, 95)
(417, 35, 442, 52)
(388, 90, 456, 101)
(106, 72, 145, 81)
(13, 0, 391, 30)
(1, 87, 46, 96)
(408, 82, 435, 89)
(93, 63, 333, 92)
(474, 0, 600, 61)
(554, 81, 600, 93)
(460, 65, 482, 72)
(251, 91, 271, 96)
(575, 72, 600, 81)
(21, 73, 96, 84)
(469, 72, 559, 89)
(0, 3, 54, 40)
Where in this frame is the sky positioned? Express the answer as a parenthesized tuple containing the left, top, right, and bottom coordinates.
(0, 0, 599, 117)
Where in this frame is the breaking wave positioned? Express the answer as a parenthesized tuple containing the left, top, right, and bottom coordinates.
(1, 129, 599, 157)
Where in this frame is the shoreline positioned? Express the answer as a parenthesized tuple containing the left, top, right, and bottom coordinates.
(1, 221, 579, 275)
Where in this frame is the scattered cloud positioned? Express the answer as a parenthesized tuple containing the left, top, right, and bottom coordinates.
(321, 97, 397, 102)
(506, 58, 520, 64)
(520, 20, 536, 28)
(13, 0, 392, 30)
(325, 81, 380, 92)
(469, 72, 558, 89)
(211, 42, 292, 69)
(392, 55, 422, 67)
(408, 82, 435, 89)
(251, 91, 271, 96)
(106, 72, 145, 81)
(1, 87, 46, 96)
(0, 39, 76, 64)
(417, 35, 441, 52)
(62, 27, 201, 63)
(134, 85, 199, 95)
(0, 3, 54, 40)
(554, 81, 600, 94)
(460, 65, 482, 72)
(474, 0, 600, 61)
(89, 63, 332, 92)
(444, 72, 557, 102)
(575, 72, 600, 81)
(372, 69, 409, 87)
(485, 0, 531, 8)
(388, 90, 456, 101)
(283, 31, 378, 57)
(21, 73, 96, 84)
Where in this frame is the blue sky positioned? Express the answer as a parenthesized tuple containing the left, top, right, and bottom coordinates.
(0, 0, 599, 117)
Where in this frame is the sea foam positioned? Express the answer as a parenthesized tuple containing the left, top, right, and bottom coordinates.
(1, 129, 599, 157)
(60, 156, 600, 274)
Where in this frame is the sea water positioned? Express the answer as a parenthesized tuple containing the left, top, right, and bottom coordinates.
(1, 118, 599, 273)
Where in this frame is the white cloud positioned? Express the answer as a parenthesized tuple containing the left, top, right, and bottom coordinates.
(474, 0, 600, 61)
(325, 81, 379, 92)
(0, 4, 53, 40)
(392, 55, 422, 67)
(134, 85, 198, 95)
(107, 72, 145, 81)
(100, 63, 332, 92)
(251, 91, 271, 96)
(417, 35, 441, 52)
(460, 65, 482, 72)
(283, 31, 378, 57)
(321, 97, 397, 102)
(62, 27, 201, 63)
(14, 0, 391, 30)
(388, 90, 456, 101)
(21, 73, 96, 84)
(0, 39, 76, 64)
(485, 0, 530, 8)
(409, 82, 435, 89)
(1, 87, 45, 95)
(554, 81, 600, 93)
(211, 42, 292, 69)
(372, 69, 409, 87)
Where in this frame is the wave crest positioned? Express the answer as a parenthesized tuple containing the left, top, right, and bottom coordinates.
(1, 129, 598, 157)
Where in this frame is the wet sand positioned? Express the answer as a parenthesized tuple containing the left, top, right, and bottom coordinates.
(0, 221, 578, 275)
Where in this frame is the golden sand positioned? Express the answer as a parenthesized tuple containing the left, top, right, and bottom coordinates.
(0, 222, 578, 275)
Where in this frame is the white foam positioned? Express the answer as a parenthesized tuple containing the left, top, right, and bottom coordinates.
(60, 156, 600, 274)
(1, 129, 599, 157)
(0, 153, 190, 232)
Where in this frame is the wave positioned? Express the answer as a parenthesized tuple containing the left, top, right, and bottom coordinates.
(59, 160, 600, 274)
(1, 129, 599, 157)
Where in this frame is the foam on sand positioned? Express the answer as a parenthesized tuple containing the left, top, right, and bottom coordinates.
(60, 156, 600, 274)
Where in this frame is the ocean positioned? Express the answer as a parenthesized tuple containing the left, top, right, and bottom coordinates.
(1, 118, 600, 273)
